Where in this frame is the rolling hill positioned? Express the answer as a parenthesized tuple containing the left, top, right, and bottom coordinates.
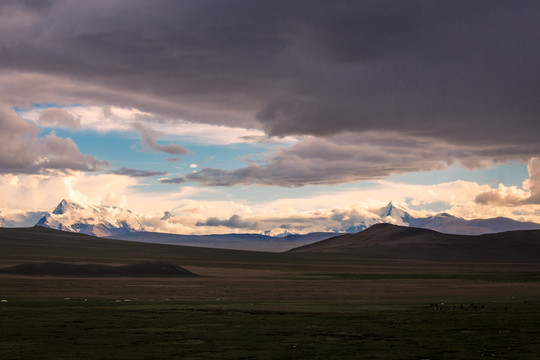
(0, 226, 279, 269)
(0, 261, 197, 277)
(288, 223, 540, 262)
(1, 224, 539, 267)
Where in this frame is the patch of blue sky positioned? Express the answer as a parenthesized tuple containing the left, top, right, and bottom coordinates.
(387, 161, 529, 188)
(39, 127, 139, 166)
(39, 126, 270, 169)
(38, 126, 283, 194)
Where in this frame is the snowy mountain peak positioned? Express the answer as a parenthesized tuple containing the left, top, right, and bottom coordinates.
(434, 212, 458, 219)
(52, 199, 84, 215)
(36, 200, 143, 237)
(377, 201, 414, 225)
(379, 201, 403, 216)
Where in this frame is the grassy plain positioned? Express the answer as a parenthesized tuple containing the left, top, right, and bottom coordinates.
(2, 299, 539, 360)
(1, 227, 539, 359)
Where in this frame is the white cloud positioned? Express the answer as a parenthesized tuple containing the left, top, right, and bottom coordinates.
(0, 173, 134, 211)
(19, 104, 288, 145)
(139, 178, 540, 234)
(38, 108, 81, 129)
(475, 157, 540, 205)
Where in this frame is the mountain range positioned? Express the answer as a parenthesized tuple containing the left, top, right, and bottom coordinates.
(380, 202, 540, 235)
(32, 199, 540, 251)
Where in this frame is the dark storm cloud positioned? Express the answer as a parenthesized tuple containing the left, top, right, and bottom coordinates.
(109, 167, 167, 178)
(2, 1, 540, 181)
(0, 0, 55, 10)
(162, 133, 538, 187)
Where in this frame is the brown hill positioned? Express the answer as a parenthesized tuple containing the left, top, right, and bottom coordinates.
(288, 223, 540, 262)
(0, 226, 280, 268)
(0, 261, 198, 277)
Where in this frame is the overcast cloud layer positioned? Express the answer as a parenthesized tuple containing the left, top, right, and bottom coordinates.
(1, 1, 539, 138)
(0, 0, 539, 191)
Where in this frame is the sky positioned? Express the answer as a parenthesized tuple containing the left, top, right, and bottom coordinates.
(1, 0, 539, 234)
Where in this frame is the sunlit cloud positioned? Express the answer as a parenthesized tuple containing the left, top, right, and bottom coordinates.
(0, 104, 109, 175)
(475, 157, 540, 205)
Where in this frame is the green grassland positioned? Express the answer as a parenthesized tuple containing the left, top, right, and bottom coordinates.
(1, 227, 540, 359)
(1, 299, 539, 359)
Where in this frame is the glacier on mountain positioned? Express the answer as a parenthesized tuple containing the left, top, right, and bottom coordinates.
(370, 202, 540, 235)
(35, 199, 143, 237)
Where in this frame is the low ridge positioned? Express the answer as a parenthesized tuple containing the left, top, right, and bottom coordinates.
(0, 261, 198, 277)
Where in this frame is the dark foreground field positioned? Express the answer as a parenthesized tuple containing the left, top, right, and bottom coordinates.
(1, 226, 540, 359)
(2, 299, 539, 360)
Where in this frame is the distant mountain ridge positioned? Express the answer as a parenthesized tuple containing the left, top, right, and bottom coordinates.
(33, 200, 540, 248)
(108, 231, 338, 252)
(362, 202, 540, 235)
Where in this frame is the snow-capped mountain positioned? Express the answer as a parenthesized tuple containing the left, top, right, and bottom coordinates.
(377, 201, 416, 226)
(364, 202, 540, 235)
(35, 199, 143, 237)
(32, 199, 540, 240)
(342, 202, 415, 232)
